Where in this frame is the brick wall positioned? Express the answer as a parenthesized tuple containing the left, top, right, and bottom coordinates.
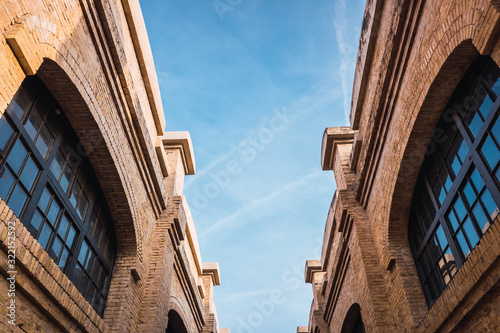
(304, 0, 500, 332)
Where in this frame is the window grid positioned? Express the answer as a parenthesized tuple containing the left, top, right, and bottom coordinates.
(409, 56, 500, 307)
(0, 76, 116, 316)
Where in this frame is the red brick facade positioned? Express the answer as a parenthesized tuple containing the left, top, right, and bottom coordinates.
(303, 0, 500, 332)
(0, 0, 228, 332)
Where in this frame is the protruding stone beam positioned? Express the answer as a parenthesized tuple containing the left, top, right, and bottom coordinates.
(202, 262, 221, 286)
(162, 131, 196, 175)
(297, 327, 308, 333)
(305, 260, 322, 284)
(321, 127, 357, 171)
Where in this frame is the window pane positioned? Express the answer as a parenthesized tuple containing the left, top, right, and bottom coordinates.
(35, 124, 53, 159)
(472, 202, 489, 234)
(468, 112, 483, 138)
(481, 135, 500, 171)
(57, 215, 70, 238)
(30, 209, 43, 233)
(38, 223, 52, 248)
(38, 187, 52, 213)
(59, 248, 70, 271)
(46, 200, 61, 225)
(462, 182, 476, 207)
(60, 165, 74, 193)
(7, 139, 27, 175)
(456, 230, 469, 257)
(463, 217, 479, 249)
(8, 85, 37, 120)
(78, 241, 89, 265)
(67, 226, 77, 248)
(50, 149, 65, 181)
(19, 156, 39, 192)
(25, 107, 43, 140)
(8, 183, 28, 216)
(0, 117, 15, 153)
(49, 237, 63, 261)
(0, 167, 15, 199)
(480, 190, 498, 223)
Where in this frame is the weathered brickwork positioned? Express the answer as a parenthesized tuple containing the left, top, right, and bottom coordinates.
(302, 0, 500, 332)
(0, 0, 228, 332)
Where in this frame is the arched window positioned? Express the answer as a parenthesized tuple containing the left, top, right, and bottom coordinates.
(166, 310, 188, 333)
(0, 76, 116, 315)
(341, 304, 366, 333)
(409, 55, 500, 307)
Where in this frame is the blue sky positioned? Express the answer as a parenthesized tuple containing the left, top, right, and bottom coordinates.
(140, 0, 366, 331)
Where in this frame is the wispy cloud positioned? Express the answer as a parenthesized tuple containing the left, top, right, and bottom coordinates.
(185, 83, 340, 189)
(199, 171, 323, 238)
(333, 0, 357, 125)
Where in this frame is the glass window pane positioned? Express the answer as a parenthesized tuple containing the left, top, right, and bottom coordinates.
(77, 194, 89, 220)
(470, 169, 485, 192)
(78, 241, 89, 265)
(67, 226, 77, 248)
(60, 166, 74, 194)
(480, 190, 498, 223)
(59, 248, 70, 271)
(25, 108, 43, 140)
(478, 95, 494, 119)
(70, 181, 81, 207)
(38, 187, 51, 213)
(472, 202, 490, 234)
(35, 125, 53, 159)
(436, 225, 448, 250)
(7, 139, 27, 175)
(57, 215, 70, 238)
(0, 167, 15, 199)
(455, 196, 467, 221)
(492, 116, 500, 140)
(456, 230, 469, 258)
(86, 250, 96, 271)
(8, 183, 28, 216)
(50, 149, 65, 181)
(49, 237, 63, 261)
(463, 182, 476, 206)
(481, 135, 500, 171)
(46, 200, 61, 225)
(19, 156, 39, 192)
(468, 112, 483, 138)
(463, 217, 479, 249)
(9, 85, 37, 120)
(457, 140, 468, 163)
(38, 223, 52, 248)
(78, 271, 91, 295)
(0, 117, 15, 153)
(30, 209, 44, 233)
(447, 209, 459, 231)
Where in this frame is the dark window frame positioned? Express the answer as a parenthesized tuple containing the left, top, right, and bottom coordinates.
(409, 56, 500, 307)
(0, 76, 116, 316)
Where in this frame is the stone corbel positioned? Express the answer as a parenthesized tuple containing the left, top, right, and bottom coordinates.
(5, 18, 43, 75)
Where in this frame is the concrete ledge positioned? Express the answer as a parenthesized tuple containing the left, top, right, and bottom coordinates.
(305, 260, 322, 284)
(161, 131, 196, 175)
(297, 326, 308, 333)
(121, 0, 166, 135)
(321, 127, 357, 171)
(155, 136, 170, 177)
(202, 262, 221, 286)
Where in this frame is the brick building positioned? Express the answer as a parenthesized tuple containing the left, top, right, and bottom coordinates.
(0, 0, 229, 332)
(301, 0, 500, 332)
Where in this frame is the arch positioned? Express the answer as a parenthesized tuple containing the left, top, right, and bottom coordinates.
(3, 14, 144, 260)
(341, 303, 365, 333)
(384, 39, 481, 324)
(166, 310, 189, 333)
(388, 40, 479, 255)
